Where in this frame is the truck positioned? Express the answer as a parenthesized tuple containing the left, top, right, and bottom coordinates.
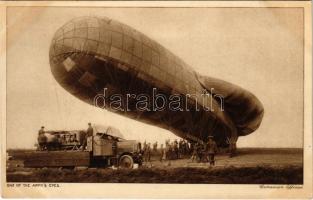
(10, 125, 143, 169)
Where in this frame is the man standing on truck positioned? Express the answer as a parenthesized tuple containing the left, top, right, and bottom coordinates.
(87, 123, 93, 137)
(38, 126, 45, 135)
(81, 123, 94, 150)
(37, 126, 47, 150)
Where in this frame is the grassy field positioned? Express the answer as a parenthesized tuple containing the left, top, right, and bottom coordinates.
(7, 165, 303, 184)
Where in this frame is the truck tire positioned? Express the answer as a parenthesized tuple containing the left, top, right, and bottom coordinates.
(119, 155, 134, 169)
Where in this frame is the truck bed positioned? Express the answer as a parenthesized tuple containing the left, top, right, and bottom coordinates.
(8, 150, 90, 168)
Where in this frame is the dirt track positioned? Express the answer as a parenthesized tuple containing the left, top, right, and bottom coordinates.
(145, 148, 303, 168)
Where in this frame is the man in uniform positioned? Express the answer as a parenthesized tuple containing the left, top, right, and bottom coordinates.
(81, 123, 93, 150)
(137, 141, 142, 154)
(38, 126, 45, 135)
(87, 123, 93, 137)
(145, 143, 151, 162)
(173, 139, 179, 159)
(207, 136, 218, 166)
(178, 139, 183, 157)
(153, 142, 158, 152)
(190, 142, 198, 162)
(37, 126, 47, 150)
(160, 144, 166, 162)
(196, 142, 202, 162)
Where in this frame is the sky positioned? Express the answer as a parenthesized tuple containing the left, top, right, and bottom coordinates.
(6, 7, 304, 149)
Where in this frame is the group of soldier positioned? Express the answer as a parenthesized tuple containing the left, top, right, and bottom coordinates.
(138, 135, 230, 166)
(190, 136, 218, 166)
(138, 139, 191, 162)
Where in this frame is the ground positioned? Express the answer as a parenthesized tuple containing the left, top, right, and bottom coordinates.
(6, 148, 303, 184)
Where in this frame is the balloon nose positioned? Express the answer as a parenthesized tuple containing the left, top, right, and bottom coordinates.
(49, 16, 103, 86)
(49, 17, 89, 64)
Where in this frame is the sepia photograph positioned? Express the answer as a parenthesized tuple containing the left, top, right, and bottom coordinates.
(1, 1, 312, 198)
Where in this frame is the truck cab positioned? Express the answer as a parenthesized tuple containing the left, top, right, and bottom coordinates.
(87, 125, 142, 168)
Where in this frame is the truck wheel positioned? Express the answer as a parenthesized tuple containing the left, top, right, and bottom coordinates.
(119, 155, 134, 169)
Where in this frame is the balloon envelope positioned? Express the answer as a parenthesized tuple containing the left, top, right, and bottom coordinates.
(49, 16, 264, 147)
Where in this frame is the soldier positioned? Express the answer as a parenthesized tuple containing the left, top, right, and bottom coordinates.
(37, 126, 47, 150)
(197, 142, 204, 162)
(87, 123, 93, 137)
(165, 140, 170, 160)
(160, 144, 165, 162)
(137, 141, 142, 153)
(38, 126, 45, 135)
(173, 139, 179, 159)
(189, 142, 194, 155)
(179, 139, 185, 157)
(153, 142, 158, 152)
(145, 143, 151, 162)
(206, 136, 218, 166)
(184, 141, 187, 155)
(185, 140, 190, 155)
(81, 123, 93, 150)
(190, 142, 198, 162)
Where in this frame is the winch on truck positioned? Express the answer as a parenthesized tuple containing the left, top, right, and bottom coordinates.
(24, 124, 143, 169)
